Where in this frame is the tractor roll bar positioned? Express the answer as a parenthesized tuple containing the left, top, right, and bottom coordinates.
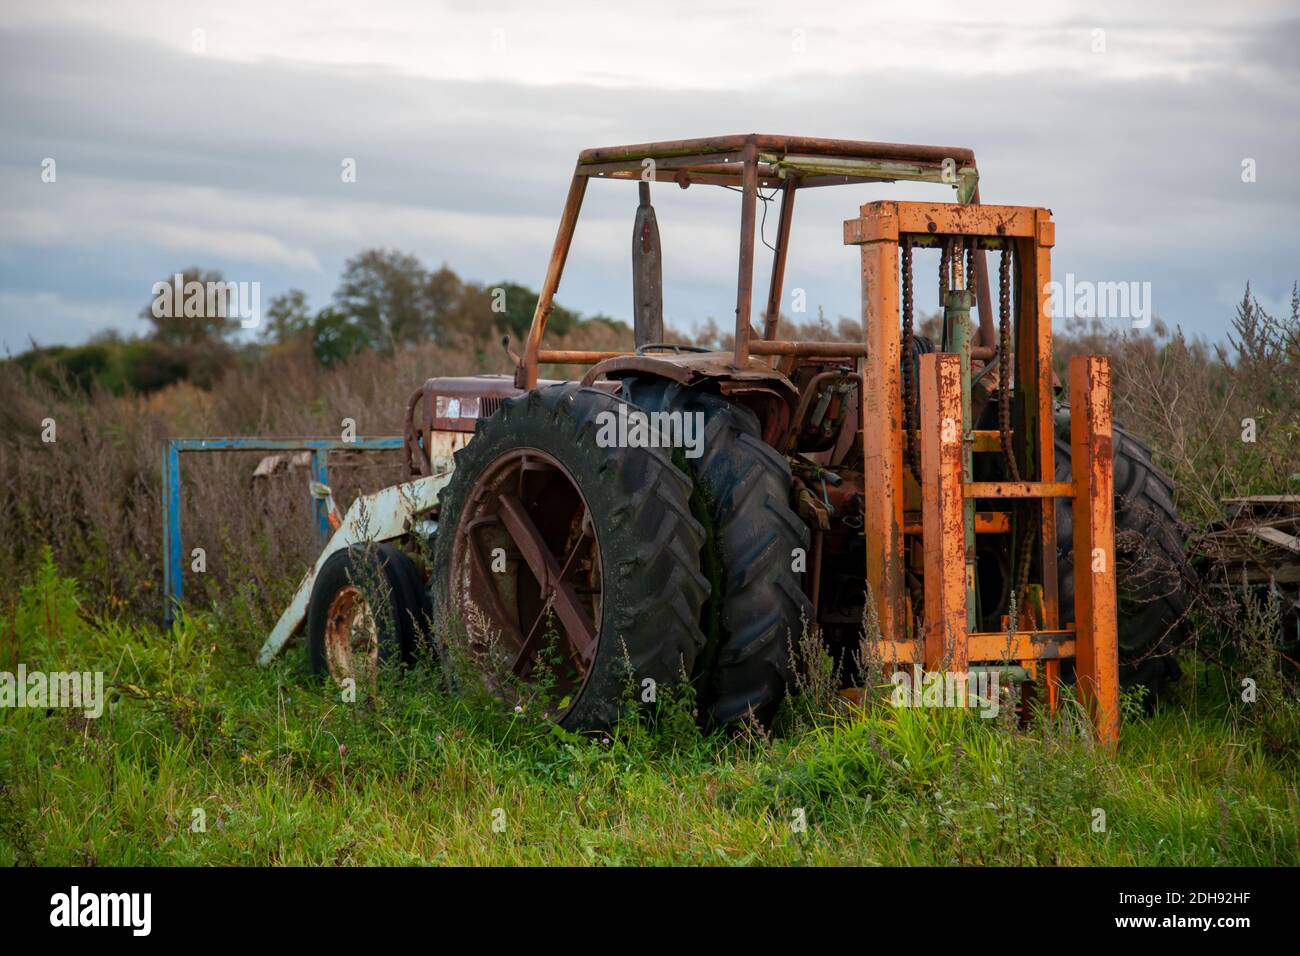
(519, 134, 995, 388)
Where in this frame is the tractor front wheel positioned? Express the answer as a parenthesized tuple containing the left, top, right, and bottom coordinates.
(306, 543, 424, 685)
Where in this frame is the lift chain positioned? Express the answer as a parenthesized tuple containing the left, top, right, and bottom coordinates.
(941, 239, 951, 310)
(1012, 522, 1036, 631)
(901, 237, 921, 481)
(938, 238, 954, 349)
(998, 246, 1020, 482)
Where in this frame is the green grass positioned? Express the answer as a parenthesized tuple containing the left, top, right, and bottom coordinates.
(1, 553, 1297, 866)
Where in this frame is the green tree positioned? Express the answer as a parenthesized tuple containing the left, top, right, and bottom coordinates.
(425, 265, 464, 340)
(140, 266, 240, 345)
(333, 249, 431, 349)
(311, 307, 371, 367)
(262, 289, 314, 343)
(487, 280, 579, 340)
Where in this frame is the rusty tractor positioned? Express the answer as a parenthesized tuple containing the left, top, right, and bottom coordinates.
(281, 135, 1189, 742)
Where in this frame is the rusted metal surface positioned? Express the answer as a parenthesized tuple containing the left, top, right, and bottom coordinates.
(903, 511, 1011, 535)
(1018, 209, 1060, 630)
(1201, 496, 1300, 585)
(404, 384, 430, 476)
(257, 470, 452, 665)
(522, 136, 991, 394)
(920, 353, 969, 671)
(963, 481, 1076, 499)
(844, 202, 1042, 245)
(405, 375, 521, 475)
(632, 181, 664, 348)
(969, 185, 995, 350)
(940, 270, 979, 632)
(368, 138, 1123, 741)
(449, 448, 602, 706)
(971, 430, 1013, 453)
(866, 632, 1076, 665)
(1069, 355, 1119, 746)
(578, 350, 798, 396)
(762, 179, 797, 342)
(846, 214, 906, 641)
(577, 134, 976, 167)
(733, 141, 759, 368)
(829, 197, 1116, 738)
(787, 369, 851, 452)
(323, 585, 379, 685)
(539, 349, 630, 364)
(498, 493, 597, 663)
(522, 171, 588, 389)
(750, 339, 868, 357)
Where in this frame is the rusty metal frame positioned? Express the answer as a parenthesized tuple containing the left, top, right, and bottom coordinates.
(1069, 355, 1120, 744)
(161, 436, 405, 628)
(919, 352, 970, 671)
(518, 134, 994, 388)
(846, 199, 1119, 742)
(511, 137, 1121, 740)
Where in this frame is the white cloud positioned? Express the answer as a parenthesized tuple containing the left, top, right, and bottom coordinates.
(6, 0, 1293, 87)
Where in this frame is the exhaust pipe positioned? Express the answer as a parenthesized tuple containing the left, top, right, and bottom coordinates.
(632, 181, 663, 348)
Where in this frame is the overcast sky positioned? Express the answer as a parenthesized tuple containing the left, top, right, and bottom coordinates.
(1, 0, 1296, 351)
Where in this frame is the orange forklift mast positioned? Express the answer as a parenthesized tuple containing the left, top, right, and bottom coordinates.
(845, 201, 1118, 743)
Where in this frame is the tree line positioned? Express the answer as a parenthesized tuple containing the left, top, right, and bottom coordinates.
(8, 250, 624, 394)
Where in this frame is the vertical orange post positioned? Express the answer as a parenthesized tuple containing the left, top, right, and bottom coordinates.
(846, 203, 906, 642)
(1069, 355, 1119, 745)
(919, 353, 969, 671)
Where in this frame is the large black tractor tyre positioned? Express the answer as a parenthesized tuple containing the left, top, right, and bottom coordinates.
(307, 543, 423, 681)
(1054, 408, 1189, 698)
(620, 378, 812, 728)
(430, 384, 710, 732)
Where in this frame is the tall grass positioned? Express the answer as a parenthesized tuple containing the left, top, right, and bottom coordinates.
(1, 286, 1297, 865)
(0, 323, 627, 626)
(1, 555, 1295, 865)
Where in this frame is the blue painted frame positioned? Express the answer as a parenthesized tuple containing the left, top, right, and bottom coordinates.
(161, 436, 404, 627)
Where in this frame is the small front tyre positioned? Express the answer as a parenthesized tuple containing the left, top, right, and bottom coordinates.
(306, 543, 424, 685)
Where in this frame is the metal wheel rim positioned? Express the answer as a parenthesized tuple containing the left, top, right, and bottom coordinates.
(450, 447, 603, 716)
(324, 584, 380, 684)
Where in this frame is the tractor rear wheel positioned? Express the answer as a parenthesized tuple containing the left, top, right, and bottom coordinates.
(430, 384, 709, 731)
(620, 378, 812, 728)
(1054, 409, 1189, 698)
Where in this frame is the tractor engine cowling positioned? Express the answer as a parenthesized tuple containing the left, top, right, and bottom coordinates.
(404, 374, 622, 476)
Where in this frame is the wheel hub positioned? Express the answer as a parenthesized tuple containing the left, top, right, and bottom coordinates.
(450, 448, 603, 714)
(323, 584, 380, 685)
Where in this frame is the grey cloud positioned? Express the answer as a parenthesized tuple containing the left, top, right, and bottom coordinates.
(0, 16, 1296, 348)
